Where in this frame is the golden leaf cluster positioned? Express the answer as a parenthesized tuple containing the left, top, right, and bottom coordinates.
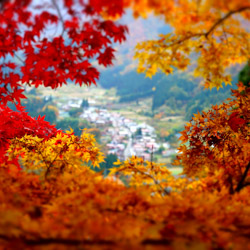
(8, 129, 104, 180)
(127, 0, 250, 89)
(176, 83, 250, 193)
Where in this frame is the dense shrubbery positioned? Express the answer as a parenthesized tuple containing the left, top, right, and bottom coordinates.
(0, 1, 249, 249)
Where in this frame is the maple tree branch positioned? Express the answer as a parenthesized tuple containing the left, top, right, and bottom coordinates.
(235, 161, 250, 192)
(142, 239, 171, 245)
(14, 53, 25, 64)
(44, 147, 67, 179)
(0, 0, 7, 10)
(117, 165, 169, 196)
(163, 33, 203, 48)
(205, 6, 250, 38)
(243, 182, 250, 188)
(163, 6, 250, 48)
(0, 235, 115, 246)
(51, 0, 65, 36)
(133, 167, 169, 196)
(0, 234, 171, 246)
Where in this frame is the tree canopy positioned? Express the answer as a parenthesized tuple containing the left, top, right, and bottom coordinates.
(0, 0, 250, 249)
(130, 0, 250, 89)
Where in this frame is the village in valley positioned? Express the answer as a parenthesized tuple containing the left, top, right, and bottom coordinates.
(80, 106, 174, 161)
(42, 85, 180, 167)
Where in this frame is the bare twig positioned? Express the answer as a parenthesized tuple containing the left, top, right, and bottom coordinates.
(129, 165, 169, 196)
(51, 0, 65, 36)
(14, 52, 25, 64)
(235, 161, 250, 192)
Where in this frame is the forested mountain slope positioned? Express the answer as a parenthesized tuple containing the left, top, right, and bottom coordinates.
(98, 12, 241, 119)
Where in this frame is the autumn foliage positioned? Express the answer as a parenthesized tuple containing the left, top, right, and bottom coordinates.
(0, 0, 250, 249)
(130, 0, 250, 89)
(175, 83, 250, 194)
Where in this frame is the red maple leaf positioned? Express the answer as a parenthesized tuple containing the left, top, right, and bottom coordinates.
(228, 112, 246, 132)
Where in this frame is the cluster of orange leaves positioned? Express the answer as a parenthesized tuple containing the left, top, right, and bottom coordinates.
(175, 83, 250, 194)
(0, 84, 249, 249)
(128, 0, 250, 89)
(0, 0, 250, 249)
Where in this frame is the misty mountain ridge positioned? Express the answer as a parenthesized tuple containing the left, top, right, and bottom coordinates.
(96, 13, 240, 119)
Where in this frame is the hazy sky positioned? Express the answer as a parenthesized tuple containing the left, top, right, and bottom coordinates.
(112, 10, 170, 74)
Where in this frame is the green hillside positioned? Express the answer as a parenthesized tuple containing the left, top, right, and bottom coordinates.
(99, 67, 239, 120)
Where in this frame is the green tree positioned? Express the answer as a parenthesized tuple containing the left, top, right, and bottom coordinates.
(22, 97, 46, 117)
(239, 62, 250, 87)
(56, 118, 92, 136)
(40, 107, 57, 124)
(56, 118, 81, 136)
(69, 107, 82, 118)
(135, 128, 142, 137)
(81, 99, 89, 109)
(98, 154, 118, 176)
